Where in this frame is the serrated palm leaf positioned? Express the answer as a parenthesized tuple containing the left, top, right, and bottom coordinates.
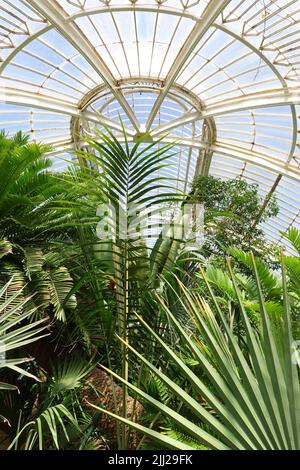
(100, 255, 300, 449)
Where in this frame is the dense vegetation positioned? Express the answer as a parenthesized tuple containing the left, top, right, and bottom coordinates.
(0, 127, 299, 451)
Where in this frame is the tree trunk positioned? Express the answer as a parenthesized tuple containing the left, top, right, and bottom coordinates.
(82, 367, 143, 449)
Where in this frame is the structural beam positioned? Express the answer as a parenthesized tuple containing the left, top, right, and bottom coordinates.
(251, 174, 283, 229)
(1, 87, 80, 115)
(82, 111, 136, 136)
(25, 0, 140, 131)
(214, 23, 287, 88)
(145, 0, 230, 131)
(203, 88, 300, 117)
(146, 136, 300, 183)
(151, 111, 202, 137)
(0, 87, 134, 134)
(0, 25, 52, 75)
(211, 141, 300, 182)
(69, 4, 198, 21)
(69, 131, 300, 183)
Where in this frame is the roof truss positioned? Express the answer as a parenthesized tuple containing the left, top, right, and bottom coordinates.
(25, 0, 140, 131)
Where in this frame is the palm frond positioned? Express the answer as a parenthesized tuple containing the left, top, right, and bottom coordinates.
(282, 227, 300, 255)
(0, 277, 49, 391)
(9, 404, 81, 450)
(97, 254, 300, 449)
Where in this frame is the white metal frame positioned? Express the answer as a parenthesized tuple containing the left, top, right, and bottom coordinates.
(64, 131, 300, 183)
(1, 0, 300, 245)
(145, 0, 231, 131)
(25, 0, 140, 131)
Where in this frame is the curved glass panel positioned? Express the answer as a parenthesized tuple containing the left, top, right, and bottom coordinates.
(1, 0, 300, 247)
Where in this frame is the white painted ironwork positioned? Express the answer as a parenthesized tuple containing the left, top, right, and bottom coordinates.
(25, 0, 140, 130)
(0, 0, 300, 246)
(145, 0, 231, 131)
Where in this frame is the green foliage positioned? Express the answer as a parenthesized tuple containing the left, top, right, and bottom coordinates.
(282, 227, 300, 255)
(0, 131, 52, 242)
(0, 277, 48, 393)
(7, 355, 94, 450)
(0, 241, 77, 323)
(191, 175, 278, 257)
(97, 254, 300, 450)
(0, 132, 77, 325)
(1, 128, 299, 452)
(9, 404, 81, 450)
(49, 357, 93, 395)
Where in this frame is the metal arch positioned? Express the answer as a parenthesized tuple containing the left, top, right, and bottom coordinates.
(69, 4, 198, 22)
(77, 79, 208, 144)
(1, 87, 80, 114)
(0, 80, 207, 142)
(147, 111, 202, 137)
(201, 22, 297, 148)
(159, 138, 300, 183)
(2, 1, 299, 190)
(0, 87, 135, 134)
(2, 9, 298, 110)
(212, 21, 299, 228)
(196, 117, 216, 176)
(3, 5, 299, 112)
(251, 103, 299, 231)
(81, 78, 206, 114)
(211, 142, 300, 183)
(3, 8, 300, 121)
(0, 25, 52, 75)
(145, 0, 231, 132)
(115, 137, 300, 181)
(56, 132, 300, 183)
(77, 84, 300, 146)
(202, 88, 300, 117)
(25, 0, 140, 131)
(94, 88, 194, 119)
(80, 111, 135, 135)
(214, 23, 287, 89)
(76, 78, 216, 190)
(0, 3, 200, 80)
(118, 81, 203, 112)
(287, 105, 298, 164)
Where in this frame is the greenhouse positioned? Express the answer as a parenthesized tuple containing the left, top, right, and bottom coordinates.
(0, 0, 300, 453)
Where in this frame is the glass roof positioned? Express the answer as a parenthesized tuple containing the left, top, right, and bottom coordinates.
(1, 0, 300, 251)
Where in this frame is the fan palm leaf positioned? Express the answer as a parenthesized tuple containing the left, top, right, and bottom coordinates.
(0, 277, 49, 391)
(93, 254, 300, 450)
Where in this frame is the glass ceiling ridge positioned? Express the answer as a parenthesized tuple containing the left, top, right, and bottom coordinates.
(0, 0, 300, 247)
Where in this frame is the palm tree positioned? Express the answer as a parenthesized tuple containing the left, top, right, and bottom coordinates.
(93, 253, 300, 450)
(0, 131, 52, 242)
(0, 131, 78, 325)
(35, 120, 206, 447)
(72, 123, 186, 447)
(0, 277, 49, 436)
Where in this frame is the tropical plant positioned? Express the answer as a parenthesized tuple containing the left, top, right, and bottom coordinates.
(0, 127, 294, 451)
(0, 277, 48, 389)
(191, 176, 279, 260)
(0, 240, 77, 321)
(35, 120, 201, 441)
(7, 356, 93, 450)
(0, 131, 78, 331)
(0, 131, 52, 243)
(0, 276, 49, 435)
(93, 253, 300, 450)
(74, 124, 187, 447)
(0, 132, 94, 449)
(199, 247, 282, 341)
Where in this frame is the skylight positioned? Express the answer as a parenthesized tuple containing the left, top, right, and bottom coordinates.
(1, 0, 300, 248)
